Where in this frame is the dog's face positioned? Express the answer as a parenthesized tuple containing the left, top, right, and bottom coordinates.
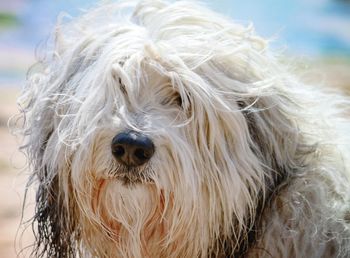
(21, 1, 302, 257)
(58, 51, 263, 257)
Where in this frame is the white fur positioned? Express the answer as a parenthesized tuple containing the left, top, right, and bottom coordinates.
(19, 1, 350, 257)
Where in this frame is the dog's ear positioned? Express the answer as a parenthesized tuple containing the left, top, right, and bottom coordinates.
(19, 47, 81, 256)
(238, 102, 286, 196)
(33, 170, 72, 257)
(238, 94, 314, 188)
(27, 131, 78, 257)
(35, 173, 78, 257)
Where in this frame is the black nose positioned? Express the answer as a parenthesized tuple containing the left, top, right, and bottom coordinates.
(111, 131, 155, 167)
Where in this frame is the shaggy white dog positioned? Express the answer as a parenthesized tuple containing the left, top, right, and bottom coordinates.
(19, 1, 350, 257)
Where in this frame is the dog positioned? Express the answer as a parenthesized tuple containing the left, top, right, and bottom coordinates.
(19, 1, 350, 257)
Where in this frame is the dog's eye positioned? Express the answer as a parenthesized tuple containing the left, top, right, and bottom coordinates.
(175, 94, 182, 107)
(118, 78, 127, 95)
(161, 93, 182, 107)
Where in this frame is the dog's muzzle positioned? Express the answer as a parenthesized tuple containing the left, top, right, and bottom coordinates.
(111, 130, 155, 167)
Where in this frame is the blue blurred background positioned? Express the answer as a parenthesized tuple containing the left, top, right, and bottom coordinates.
(0, 0, 350, 88)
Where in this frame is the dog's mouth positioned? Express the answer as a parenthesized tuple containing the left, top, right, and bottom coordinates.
(116, 173, 153, 185)
(106, 165, 154, 185)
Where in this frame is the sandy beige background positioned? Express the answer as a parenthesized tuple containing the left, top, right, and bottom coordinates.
(0, 88, 34, 258)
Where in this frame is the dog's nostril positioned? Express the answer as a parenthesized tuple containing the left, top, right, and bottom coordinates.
(113, 145, 125, 157)
(134, 148, 149, 160)
(111, 131, 155, 166)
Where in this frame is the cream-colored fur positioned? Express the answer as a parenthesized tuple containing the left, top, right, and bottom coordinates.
(19, 1, 350, 257)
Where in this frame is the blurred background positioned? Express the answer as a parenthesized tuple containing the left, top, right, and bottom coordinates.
(0, 0, 349, 257)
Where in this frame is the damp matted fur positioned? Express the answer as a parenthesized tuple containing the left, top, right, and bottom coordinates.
(18, 0, 350, 257)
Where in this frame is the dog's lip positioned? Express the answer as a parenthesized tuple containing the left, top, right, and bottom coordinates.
(100, 163, 154, 185)
(102, 169, 154, 185)
(116, 174, 154, 186)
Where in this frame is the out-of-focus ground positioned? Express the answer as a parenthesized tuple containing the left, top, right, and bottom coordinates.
(0, 87, 34, 258)
(294, 57, 350, 95)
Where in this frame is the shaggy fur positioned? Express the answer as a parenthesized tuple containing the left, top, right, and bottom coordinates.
(19, 0, 350, 257)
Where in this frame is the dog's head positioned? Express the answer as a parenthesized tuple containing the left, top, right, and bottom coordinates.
(20, 1, 311, 257)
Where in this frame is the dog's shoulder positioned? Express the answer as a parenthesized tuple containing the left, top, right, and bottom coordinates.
(247, 165, 350, 258)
